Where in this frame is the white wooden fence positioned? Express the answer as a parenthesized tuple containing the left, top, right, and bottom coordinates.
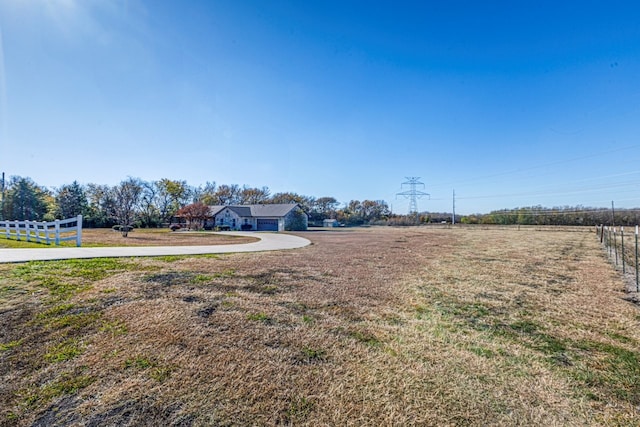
(0, 215, 83, 247)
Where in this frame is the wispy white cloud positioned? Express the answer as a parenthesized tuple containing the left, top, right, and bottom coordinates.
(0, 0, 145, 48)
(42, 0, 111, 45)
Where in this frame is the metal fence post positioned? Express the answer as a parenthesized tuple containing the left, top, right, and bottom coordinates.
(636, 225, 640, 292)
(622, 226, 625, 274)
(614, 228, 618, 266)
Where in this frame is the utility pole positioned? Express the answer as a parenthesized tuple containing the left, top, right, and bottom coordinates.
(452, 189, 456, 225)
(396, 177, 430, 214)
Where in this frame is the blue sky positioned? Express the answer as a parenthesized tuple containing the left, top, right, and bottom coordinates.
(1, 1, 639, 214)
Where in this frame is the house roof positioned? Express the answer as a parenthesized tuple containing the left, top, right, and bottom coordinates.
(227, 206, 253, 217)
(207, 203, 301, 218)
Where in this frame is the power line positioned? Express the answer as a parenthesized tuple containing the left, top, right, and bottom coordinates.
(427, 144, 640, 191)
(456, 179, 640, 201)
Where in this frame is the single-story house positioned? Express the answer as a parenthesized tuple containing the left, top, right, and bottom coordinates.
(205, 203, 308, 231)
(323, 218, 339, 227)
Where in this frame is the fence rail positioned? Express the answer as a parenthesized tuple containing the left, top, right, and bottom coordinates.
(0, 215, 83, 247)
(596, 224, 639, 292)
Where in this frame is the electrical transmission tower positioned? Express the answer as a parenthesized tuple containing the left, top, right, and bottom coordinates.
(397, 177, 430, 214)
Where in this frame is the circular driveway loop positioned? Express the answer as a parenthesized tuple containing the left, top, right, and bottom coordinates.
(0, 232, 311, 263)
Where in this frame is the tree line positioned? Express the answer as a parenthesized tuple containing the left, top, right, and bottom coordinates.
(3, 176, 631, 229)
(460, 205, 635, 226)
(0, 176, 391, 228)
(384, 206, 637, 227)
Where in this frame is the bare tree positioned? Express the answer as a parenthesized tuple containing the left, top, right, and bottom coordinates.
(313, 196, 340, 220)
(240, 186, 271, 204)
(110, 178, 143, 237)
(138, 180, 160, 228)
(213, 184, 242, 205)
(269, 192, 315, 213)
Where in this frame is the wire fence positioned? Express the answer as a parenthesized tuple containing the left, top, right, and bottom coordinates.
(596, 224, 639, 292)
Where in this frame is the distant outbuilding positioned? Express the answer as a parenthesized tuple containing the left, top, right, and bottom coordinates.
(323, 219, 339, 228)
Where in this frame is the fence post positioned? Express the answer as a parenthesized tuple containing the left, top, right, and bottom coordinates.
(45, 221, 50, 245)
(636, 225, 640, 292)
(614, 228, 618, 266)
(622, 226, 625, 274)
(15, 220, 21, 241)
(76, 215, 82, 247)
(55, 219, 60, 245)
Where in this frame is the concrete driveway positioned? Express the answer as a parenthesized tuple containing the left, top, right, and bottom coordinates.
(0, 232, 311, 263)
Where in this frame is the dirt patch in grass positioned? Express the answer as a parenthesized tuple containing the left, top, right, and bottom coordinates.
(1, 226, 639, 425)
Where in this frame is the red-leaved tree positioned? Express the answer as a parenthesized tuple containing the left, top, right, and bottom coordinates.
(176, 202, 210, 230)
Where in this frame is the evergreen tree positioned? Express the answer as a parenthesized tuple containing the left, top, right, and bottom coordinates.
(2, 176, 49, 221)
(55, 181, 88, 219)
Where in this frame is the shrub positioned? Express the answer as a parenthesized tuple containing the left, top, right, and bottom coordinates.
(112, 224, 134, 237)
(285, 208, 308, 231)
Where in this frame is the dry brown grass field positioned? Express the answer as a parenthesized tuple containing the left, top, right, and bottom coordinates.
(0, 228, 259, 249)
(79, 228, 260, 247)
(1, 227, 639, 426)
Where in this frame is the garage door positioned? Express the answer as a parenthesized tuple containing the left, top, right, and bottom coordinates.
(257, 219, 279, 231)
